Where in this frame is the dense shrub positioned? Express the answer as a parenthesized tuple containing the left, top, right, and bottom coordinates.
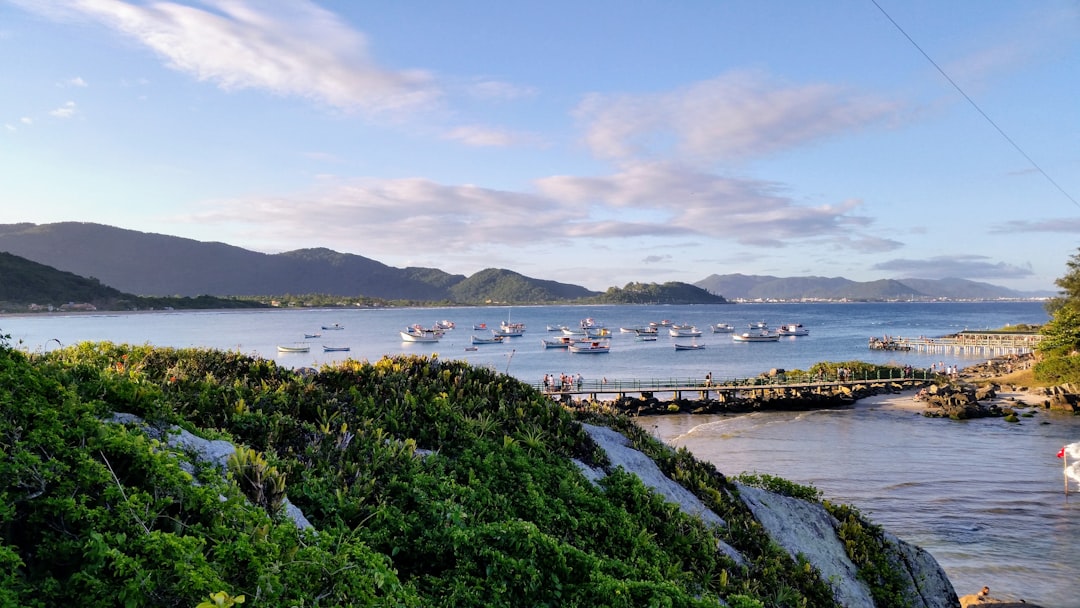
(1, 337, 911, 606)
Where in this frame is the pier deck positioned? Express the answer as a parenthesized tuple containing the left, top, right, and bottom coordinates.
(535, 371, 929, 402)
(871, 331, 1041, 357)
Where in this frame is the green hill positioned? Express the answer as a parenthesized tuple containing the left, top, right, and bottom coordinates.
(0, 251, 265, 312)
(0, 250, 127, 308)
(592, 281, 728, 304)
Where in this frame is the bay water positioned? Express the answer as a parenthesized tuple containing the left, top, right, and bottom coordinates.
(3, 301, 1077, 605)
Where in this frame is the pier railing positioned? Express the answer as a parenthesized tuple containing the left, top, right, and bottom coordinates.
(533, 368, 933, 397)
(870, 331, 1041, 357)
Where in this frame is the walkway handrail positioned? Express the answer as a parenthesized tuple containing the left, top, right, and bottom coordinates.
(533, 368, 934, 394)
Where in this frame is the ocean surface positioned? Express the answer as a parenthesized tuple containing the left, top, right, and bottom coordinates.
(3, 301, 1078, 606)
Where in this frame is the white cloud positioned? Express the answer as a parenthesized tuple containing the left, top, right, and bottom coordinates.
(20, 117, 32, 125)
(872, 255, 1034, 280)
(573, 70, 900, 163)
(465, 79, 537, 101)
(49, 101, 77, 118)
(176, 161, 890, 259)
(442, 125, 525, 147)
(66, 76, 88, 87)
(24, 0, 440, 113)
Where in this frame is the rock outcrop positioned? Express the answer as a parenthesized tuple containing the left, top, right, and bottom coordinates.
(582, 423, 959, 608)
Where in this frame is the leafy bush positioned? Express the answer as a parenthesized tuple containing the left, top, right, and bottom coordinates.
(1, 338, 921, 607)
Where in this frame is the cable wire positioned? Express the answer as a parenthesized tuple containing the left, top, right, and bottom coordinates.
(871, 0, 1079, 209)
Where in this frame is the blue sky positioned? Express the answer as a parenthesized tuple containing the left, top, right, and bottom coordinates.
(1, 0, 1077, 293)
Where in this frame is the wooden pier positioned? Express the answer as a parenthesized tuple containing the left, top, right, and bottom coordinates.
(535, 372, 928, 402)
(872, 331, 1041, 357)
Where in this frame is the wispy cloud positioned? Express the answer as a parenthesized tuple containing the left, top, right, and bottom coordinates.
(49, 101, 77, 118)
(176, 159, 892, 260)
(872, 255, 1034, 280)
(442, 125, 536, 147)
(19, 0, 440, 113)
(59, 76, 88, 87)
(990, 217, 1080, 234)
(573, 70, 901, 163)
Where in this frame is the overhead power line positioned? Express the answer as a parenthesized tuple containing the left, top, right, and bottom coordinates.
(871, 0, 1079, 210)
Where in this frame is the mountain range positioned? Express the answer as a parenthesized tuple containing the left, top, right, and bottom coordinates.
(0, 222, 1049, 303)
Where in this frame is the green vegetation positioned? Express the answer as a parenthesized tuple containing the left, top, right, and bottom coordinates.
(591, 281, 728, 305)
(1036, 247, 1080, 384)
(0, 331, 922, 607)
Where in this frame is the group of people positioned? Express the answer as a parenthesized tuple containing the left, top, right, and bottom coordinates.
(930, 361, 960, 377)
(543, 372, 584, 392)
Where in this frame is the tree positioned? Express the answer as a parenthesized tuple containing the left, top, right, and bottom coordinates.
(1044, 247, 1080, 316)
(1036, 248, 1080, 381)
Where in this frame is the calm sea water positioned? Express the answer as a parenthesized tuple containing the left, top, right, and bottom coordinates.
(3, 301, 1077, 606)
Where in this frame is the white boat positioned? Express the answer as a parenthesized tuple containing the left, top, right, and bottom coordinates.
(304, 333, 322, 339)
(434, 320, 456, 330)
(619, 327, 639, 333)
(668, 326, 702, 337)
(322, 323, 345, 330)
(584, 327, 610, 338)
(541, 336, 575, 348)
(568, 340, 610, 354)
(777, 323, 809, 336)
(322, 345, 350, 352)
(733, 330, 780, 342)
(400, 325, 443, 342)
(674, 343, 705, 351)
(709, 323, 734, 333)
(635, 327, 658, 335)
(635, 334, 657, 342)
(748, 321, 768, 330)
(473, 323, 488, 331)
(546, 324, 567, 332)
(277, 344, 310, 353)
(471, 335, 505, 345)
(561, 327, 587, 337)
(494, 321, 526, 337)
(649, 320, 673, 328)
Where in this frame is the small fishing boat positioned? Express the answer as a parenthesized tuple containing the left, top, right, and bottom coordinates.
(733, 330, 780, 342)
(777, 323, 809, 336)
(709, 323, 734, 333)
(669, 325, 703, 337)
(541, 336, 575, 348)
(674, 343, 705, 351)
(473, 323, 488, 331)
(464, 346, 479, 352)
(471, 335, 505, 345)
(568, 340, 610, 354)
(494, 321, 526, 337)
(277, 344, 310, 353)
(434, 320, 456, 330)
(400, 325, 443, 342)
(304, 333, 322, 339)
(322, 323, 345, 330)
(322, 345, 350, 352)
(635, 334, 657, 342)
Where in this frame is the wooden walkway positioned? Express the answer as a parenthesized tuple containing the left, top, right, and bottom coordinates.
(534, 372, 929, 402)
(870, 331, 1041, 357)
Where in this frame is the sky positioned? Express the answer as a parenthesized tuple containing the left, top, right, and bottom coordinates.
(1, 1, 1078, 293)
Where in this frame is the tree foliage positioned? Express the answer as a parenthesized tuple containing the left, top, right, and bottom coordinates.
(1036, 247, 1080, 382)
